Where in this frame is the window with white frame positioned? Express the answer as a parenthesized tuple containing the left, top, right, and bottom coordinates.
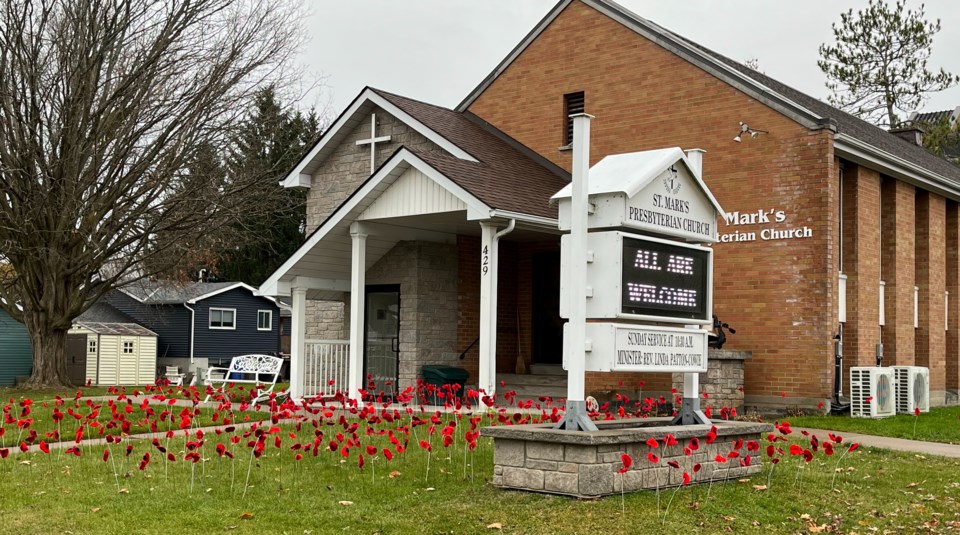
(257, 310, 272, 331)
(122, 341, 135, 354)
(209, 308, 236, 330)
(87, 339, 97, 354)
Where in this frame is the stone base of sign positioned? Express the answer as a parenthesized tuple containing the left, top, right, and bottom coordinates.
(672, 349, 750, 414)
(482, 418, 771, 499)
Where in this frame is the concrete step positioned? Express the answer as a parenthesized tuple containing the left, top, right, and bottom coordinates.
(528, 364, 566, 376)
(499, 372, 568, 403)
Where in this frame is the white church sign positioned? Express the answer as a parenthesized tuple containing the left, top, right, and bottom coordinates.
(554, 147, 720, 243)
(567, 323, 709, 373)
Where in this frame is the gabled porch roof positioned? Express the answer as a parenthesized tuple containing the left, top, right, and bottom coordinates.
(262, 87, 572, 300)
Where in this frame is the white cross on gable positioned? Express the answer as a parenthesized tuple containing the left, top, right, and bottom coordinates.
(355, 113, 392, 174)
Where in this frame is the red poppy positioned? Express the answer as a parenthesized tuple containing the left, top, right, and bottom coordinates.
(295, 453, 303, 461)
(102, 449, 109, 462)
(914, 407, 920, 417)
(366, 445, 377, 456)
(688, 437, 700, 451)
(693, 463, 701, 473)
(789, 444, 803, 455)
(727, 451, 740, 459)
(383, 448, 393, 461)
(682, 471, 691, 485)
(847, 442, 860, 453)
(823, 442, 834, 455)
(618, 453, 632, 474)
(419, 440, 432, 452)
(39, 441, 49, 454)
(714, 454, 727, 464)
(647, 452, 659, 464)
(705, 431, 717, 444)
(667, 460, 680, 469)
(664, 434, 678, 446)
(646, 438, 659, 449)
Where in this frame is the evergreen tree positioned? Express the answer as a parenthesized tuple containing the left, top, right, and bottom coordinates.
(215, 87, 322, 285)
(818, 0, 958, 127)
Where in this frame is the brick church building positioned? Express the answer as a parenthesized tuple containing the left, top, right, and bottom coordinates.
(261, 0, 960, 410)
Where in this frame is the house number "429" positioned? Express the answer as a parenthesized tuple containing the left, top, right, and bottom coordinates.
(481, 245, 489, 276)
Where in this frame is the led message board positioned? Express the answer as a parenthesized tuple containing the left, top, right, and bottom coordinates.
(620, 236, 710, 321)
(560, 231, 713, 324)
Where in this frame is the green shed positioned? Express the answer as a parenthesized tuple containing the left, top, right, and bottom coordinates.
(0, 307, 32, 386)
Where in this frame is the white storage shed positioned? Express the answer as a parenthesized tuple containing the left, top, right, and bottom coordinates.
(69, 322, 158, 386)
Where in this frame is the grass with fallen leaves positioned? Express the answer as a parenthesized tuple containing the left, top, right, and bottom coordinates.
(0, 426, 958, 534)
(788, 405, 960, 444)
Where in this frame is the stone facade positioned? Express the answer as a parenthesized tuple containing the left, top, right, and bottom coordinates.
(304, 107, 443, 234)
(672, 349, 749, 413)
(363, 240, 459, 389)
(483, 419, 770, 498)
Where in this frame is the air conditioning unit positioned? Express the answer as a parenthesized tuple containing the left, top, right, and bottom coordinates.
(893, 366, 930, 414)
(850, 367, 896, 418)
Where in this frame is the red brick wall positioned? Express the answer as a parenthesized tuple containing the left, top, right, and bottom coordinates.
(466, 0, 838, 402)
(841, 163, 882, 381)
(880, 179, 916, 365)
(947, 202, 960, 393)
(916, 191, 946, 394)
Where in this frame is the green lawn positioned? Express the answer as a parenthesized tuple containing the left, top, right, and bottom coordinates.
(0, 416, 959, 533)
(786, 405, 960, 444)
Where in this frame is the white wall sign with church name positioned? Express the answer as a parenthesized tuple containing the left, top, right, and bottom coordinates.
(718, 208, 814, 243)
(568, 323, 708, 373)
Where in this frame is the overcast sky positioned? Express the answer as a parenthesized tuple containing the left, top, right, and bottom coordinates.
(297, 1, 960, 121)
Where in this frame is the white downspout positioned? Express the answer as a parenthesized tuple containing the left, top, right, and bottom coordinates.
(184, 303, 196, 365)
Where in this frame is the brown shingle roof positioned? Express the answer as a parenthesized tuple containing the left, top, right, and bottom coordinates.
(370, 89, 569, 219)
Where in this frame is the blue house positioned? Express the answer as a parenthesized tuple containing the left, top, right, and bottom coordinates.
(104, 281, 284, 374)
(0, 304, 31, 386)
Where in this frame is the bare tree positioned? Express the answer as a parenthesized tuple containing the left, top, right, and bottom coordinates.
(0, 0, 307, 388)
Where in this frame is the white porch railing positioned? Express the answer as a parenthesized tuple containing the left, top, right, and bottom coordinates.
(303, 340, 349, 398)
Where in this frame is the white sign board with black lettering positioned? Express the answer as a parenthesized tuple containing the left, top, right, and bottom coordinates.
(560, 231, 713, 324)
(552, 147, 723, 243)
(564, 323, 708, 373)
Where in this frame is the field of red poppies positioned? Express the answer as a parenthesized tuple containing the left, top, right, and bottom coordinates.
(0, 380, 958, 534)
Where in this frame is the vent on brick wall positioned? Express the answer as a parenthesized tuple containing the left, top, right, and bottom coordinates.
(563, 91, 585, 147)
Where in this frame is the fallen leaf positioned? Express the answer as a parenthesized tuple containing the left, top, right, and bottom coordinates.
(486, 523, 503, 530)
(91, 507, 101, 513)
(723, 515, 735, 522)
(239, 512, 254, 520)
(19, 460, 31, 466)
(118, 488, 129, 494)
(425, 487, 435, 492)
(224, 526, 238, 531)
(737, 478, 751, 483)
(906, 482, 919, 488)
(800, 514, 812, 520)
(753, 485, 767, 491)
(338, 501, 354, 506)
(388, 470, 401, 479)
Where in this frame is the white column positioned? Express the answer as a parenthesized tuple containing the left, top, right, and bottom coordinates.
(348, 225, 368, 402)
(566, 114, 592, 404)
(290, 287, 307, 401)
(479, 221, 499, 397)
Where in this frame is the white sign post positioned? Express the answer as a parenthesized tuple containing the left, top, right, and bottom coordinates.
(553, 113, 598, 432)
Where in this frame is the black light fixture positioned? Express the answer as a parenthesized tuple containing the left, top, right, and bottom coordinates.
(733, 121, 768, 143)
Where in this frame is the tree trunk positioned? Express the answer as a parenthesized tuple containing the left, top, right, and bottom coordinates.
(21, 313, 73, 389)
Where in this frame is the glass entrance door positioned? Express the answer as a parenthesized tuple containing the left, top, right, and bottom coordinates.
(364, 285, 400, 397)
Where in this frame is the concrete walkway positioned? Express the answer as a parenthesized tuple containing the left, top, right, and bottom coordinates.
(796, 427, 960, 458)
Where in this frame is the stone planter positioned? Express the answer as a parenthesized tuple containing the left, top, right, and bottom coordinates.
(482, 418, 771, 498)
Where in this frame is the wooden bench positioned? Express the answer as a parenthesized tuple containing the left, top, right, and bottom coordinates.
(163, 366, 185, 387)
(202, 354, 283, 403)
